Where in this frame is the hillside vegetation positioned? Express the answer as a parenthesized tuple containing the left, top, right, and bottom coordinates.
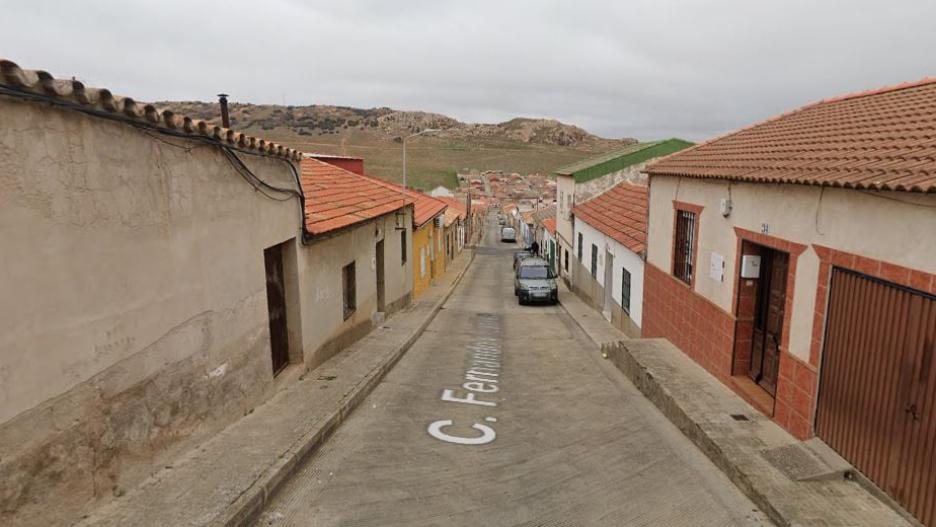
(156, 101, 637, 190)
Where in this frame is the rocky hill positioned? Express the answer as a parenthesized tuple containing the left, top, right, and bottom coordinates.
(154, 102, 633, 149)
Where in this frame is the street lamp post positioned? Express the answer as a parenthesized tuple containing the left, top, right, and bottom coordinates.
(402, 128, 440, 191)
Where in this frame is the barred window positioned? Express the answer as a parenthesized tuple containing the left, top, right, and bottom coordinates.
(673, 210, 696, 284)
(621, 268, 632, 313)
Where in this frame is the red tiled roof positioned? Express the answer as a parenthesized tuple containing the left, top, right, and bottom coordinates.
(646, 77, 936, 193)
(300, 158, 410, 236)
(542, 217, 556, 235)
(437, 197, 467, 219)
(443, 207, 462, 227)
(353, 175, 446, 227)
(406, 191, 446, 227)
(572, 182, 648, 254)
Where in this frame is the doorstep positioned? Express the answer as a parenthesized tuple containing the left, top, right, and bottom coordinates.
(77, 249, 476, 527)
(555, 286, 914, 527)
(729, 375, 775, 417)
(604, 339, 915, 527)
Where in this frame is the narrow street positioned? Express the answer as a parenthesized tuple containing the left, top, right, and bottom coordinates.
(255, 219, 770, 526)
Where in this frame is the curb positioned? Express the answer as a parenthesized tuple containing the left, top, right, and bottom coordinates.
(603, 341, 788, 527)
(552, 295, 789, 525)
(221, 249, 477, 527)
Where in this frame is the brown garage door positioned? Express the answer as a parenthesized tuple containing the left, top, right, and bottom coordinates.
(817, 267, 936, 525)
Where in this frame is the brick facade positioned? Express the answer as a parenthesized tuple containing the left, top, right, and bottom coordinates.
(642, 263, 735, 383)
(646, 228, 936, 442)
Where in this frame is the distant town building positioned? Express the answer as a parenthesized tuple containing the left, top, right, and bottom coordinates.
(428, 185, 455, 198)
(570, 183, 648, 337)
(553, 139, 693, 285)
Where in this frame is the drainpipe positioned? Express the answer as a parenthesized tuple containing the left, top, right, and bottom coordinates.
(218, 93, 230, 128)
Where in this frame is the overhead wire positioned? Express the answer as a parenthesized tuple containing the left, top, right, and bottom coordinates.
(0, 83, 308, 231)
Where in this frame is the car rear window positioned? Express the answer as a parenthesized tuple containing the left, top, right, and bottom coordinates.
(519, 266, 550, 279)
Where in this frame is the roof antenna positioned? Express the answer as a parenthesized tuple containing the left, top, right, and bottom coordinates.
(218, 93, 230, 128)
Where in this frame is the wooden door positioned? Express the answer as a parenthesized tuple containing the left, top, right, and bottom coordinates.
(376, 240, 386, 313)
(748, 249, 787, 396)
(817, 268, 936, 525)
(264, 244, 289, 376)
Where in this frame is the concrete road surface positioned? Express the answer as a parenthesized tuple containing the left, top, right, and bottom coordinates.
(255, 219, 770, 527)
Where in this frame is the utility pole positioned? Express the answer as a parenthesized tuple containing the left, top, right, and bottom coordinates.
(402, 128, 440, 191)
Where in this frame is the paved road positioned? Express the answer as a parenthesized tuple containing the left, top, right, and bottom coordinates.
(255, 220, 770, 527)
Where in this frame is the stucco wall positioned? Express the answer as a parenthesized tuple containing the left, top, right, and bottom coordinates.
(647, 175, 936, 363)
(297, 211, 413, 371)
(573, 220, 645, 328)
(556, 175, 574, 256)
(0, 97, 304, 524)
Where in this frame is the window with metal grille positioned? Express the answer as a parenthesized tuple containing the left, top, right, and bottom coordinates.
(673, 210, 696, 284)
(590, 244, 598, 278)
(621, 267, 631, 313)
(400, 230, 407, 265)
(342, 262, 356, 320)
(577, 233, 583, 261)
(564, 249, 569, 271)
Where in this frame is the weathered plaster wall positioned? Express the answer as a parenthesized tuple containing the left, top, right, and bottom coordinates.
(574, 163, 647, 203)
(556, 175, 574, 274)
(646, 175, 936, 363)
(296, 211, 413, 371)
(0, 98, 304, 525)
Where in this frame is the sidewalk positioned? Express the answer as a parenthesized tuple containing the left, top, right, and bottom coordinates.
(557, 284, 914, 527)
(79, 249, 475, 527)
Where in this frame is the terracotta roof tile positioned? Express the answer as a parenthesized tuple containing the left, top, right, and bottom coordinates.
(542, 217, 557, 235)
(572, 182, 648, 254)
(300, 158, 408, 236)
(0, 58, 301, 161)
(436, 197, 468, 219)
(646, 77, 936, 193)
(532, 205, 557, 224)
(350, 174, 446, 227)
(443, 207, 462, 227)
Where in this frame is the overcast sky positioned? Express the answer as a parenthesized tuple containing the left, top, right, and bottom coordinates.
(3, 0, 935, 141)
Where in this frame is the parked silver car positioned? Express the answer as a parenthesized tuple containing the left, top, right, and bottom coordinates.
(500, 226, 516, 242)
(514, 257, 558, 305)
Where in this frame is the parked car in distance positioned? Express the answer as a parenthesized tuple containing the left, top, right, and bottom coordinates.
(500, 226, 516, 242)
(514, 257, 558, 305)
(513, 250, 532, 269)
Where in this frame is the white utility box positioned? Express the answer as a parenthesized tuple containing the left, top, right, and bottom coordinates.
(740, 255, 761, 279)
(710, 253, 725, 282)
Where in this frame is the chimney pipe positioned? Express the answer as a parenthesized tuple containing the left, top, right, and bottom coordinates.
(218, 93, 230, 128)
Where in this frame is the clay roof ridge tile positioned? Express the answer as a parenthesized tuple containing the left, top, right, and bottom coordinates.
(0, 57, 302, 161)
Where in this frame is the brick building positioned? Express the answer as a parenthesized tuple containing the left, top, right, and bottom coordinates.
(643, 78, 936, 524)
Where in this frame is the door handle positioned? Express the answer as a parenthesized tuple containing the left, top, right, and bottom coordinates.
(919, 339, 933, 383)
(906, 403, 921, 421)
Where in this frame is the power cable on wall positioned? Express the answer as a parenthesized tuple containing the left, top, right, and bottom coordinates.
(0, 84, 308, 232)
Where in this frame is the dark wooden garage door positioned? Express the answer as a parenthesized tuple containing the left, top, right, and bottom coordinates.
(816, 267, 936, 525)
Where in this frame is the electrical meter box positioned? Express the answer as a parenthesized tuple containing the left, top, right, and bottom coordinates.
(740, 255, 761, 279)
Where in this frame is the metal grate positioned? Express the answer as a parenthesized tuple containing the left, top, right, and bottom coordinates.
(673, 210, 696, 284)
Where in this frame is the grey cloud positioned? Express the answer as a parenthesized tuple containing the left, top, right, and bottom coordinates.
(2, 0, 934, 141)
